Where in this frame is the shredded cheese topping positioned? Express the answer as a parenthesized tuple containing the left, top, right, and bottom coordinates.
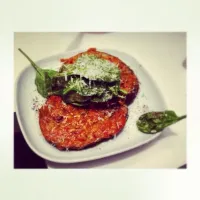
(63, 54, 120, 82)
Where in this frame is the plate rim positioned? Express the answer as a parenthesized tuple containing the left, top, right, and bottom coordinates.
(15, 48, 165, 163)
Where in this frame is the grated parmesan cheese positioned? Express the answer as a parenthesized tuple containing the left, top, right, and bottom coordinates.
(63, 54, 120, 82)
(64, 72, 67, 81)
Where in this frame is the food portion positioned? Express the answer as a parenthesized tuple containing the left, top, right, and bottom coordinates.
(19, 48, 139, 106)
(19, 48, 140, 151)
(60, 48, 139, 105)
(39, 96, 128, 150)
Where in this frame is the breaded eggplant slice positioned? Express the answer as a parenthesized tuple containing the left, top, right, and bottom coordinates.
(39, 96, 128, 150)
(60, 48, 140, 104)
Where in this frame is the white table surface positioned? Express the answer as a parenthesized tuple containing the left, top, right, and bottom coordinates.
(14, 32, 186, 168)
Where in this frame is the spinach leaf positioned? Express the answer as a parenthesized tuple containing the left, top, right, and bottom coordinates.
(18, 48, 59, 98)
(34, 71, 51, 97)
(62, 91, 91, 104)
(91, 91, 113, 102)
(136, 110, 186, 134)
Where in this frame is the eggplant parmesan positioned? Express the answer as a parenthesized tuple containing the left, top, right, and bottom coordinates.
(60, 48, 139, 105)
(39, 96, 128, 150)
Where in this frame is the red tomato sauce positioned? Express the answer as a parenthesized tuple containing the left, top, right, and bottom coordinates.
(39, 96, 128, 150)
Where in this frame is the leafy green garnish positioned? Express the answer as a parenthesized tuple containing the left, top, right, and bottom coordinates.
(91, 91, 113, 102)
(62, 91, 91, 104)
(136, 110, 186, 134)
(18, 48, 60, 98)
(48, 77, 121, 104)
(34, 71, 51, 98)
(19, 49, 127, 105)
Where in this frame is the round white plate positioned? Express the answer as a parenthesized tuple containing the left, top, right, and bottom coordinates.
(15, 48, 166, 163)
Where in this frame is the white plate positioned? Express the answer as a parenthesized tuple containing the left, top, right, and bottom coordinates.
(15, 48, 166, 163)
